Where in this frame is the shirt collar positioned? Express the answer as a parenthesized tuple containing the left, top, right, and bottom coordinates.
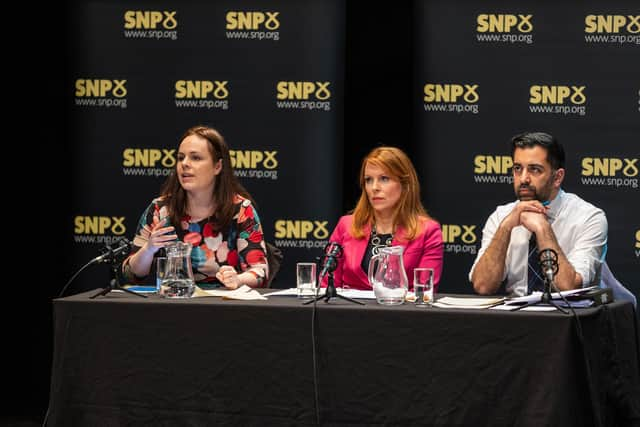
(545, 188, 565, 222)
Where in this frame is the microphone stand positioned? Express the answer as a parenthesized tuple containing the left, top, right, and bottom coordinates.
(513, 249, 567, 313)
(90, 252, 146, 299)
(512, 277, 568, 313)
(543, 281, 569, 314)
(304, 269, 364, 305)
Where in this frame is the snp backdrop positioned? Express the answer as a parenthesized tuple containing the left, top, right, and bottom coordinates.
(64, 0, 637, 299)
(66, 0, 344, 292)
(414, 0, 639, 296)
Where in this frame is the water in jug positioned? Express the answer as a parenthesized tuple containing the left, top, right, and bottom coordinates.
(368, 245, 408, 305)
(161, 241, 195, 298)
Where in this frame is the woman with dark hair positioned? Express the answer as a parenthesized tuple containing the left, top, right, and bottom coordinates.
(323, 146, 443, 291)
(123, 125, 268, 289)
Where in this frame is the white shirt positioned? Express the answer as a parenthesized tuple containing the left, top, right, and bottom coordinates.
(469, 189, 608, 297)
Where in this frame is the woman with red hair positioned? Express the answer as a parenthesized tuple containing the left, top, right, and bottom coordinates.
(323, 146, 443, 291)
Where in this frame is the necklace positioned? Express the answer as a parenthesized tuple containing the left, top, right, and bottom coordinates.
(371, 224, 393, 256)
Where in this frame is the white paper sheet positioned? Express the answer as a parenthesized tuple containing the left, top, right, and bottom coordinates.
(199, 285, 267, 300)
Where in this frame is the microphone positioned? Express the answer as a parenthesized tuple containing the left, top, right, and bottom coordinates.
(539, 248, 559, 286)
(58, 237, 134, 299)
(91, 237, 132, 264)
(319, 242, 343, 278)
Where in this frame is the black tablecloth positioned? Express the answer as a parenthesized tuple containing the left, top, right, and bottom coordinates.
(47, 290, 640, 426)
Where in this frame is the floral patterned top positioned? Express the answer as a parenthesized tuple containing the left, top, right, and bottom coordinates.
(124, 194, 268, 287)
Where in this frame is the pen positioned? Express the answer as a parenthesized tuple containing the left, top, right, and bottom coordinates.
(486, 298, 507, 308)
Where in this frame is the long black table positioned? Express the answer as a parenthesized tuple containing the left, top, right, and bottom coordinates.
(47, 290, 640, 426)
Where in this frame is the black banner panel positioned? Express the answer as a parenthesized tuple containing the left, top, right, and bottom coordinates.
(414, 0, 639, 297)
(65, 0, 345, 292)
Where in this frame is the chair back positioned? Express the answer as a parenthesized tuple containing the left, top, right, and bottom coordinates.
(265, 242, 283, 287)
(601, 261, 637, 309)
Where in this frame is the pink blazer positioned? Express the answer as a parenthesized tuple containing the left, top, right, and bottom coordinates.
(321, 215, 444, 291)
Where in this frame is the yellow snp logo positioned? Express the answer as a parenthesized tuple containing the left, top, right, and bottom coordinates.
(124, 11, 177, 29)
(635, 230, 640, 249)
(175, 81, 229, 99)
(226, 11, 280, 30)
(581, 157, 639, 177)
(585, 15, 640, 33)
(276, 82, 331, 100)
(230, 150, 278, 169)
(477, 14, 533, 33)
(424, 84, 479, 103)
(74, 216, 126, 235)
(75, 79, 127, 98)
(441, 225, 477, 244)
(474, 155, 513, 174)
(274, 220, 329, 239)
(123, 149, 176, 168)
(529, 85, 586, 105)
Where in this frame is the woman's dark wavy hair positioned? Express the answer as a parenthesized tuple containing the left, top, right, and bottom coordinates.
(160, 125, 253, 231)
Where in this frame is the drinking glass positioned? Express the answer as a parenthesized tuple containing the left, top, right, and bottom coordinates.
(297, 262, 317, 299)
(156, 257, 167, 294)
(414, 268, 435, 307)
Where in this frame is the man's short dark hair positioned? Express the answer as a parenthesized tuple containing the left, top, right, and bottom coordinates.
(511, 131, 565, 170)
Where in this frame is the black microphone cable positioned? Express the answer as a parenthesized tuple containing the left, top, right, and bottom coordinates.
(311, 271, 321, 426)
(310, 248, 328, 426)
(57, 258, 96, 298)
(309, 242, 341, 426)
(57, 237, 132, 298)
(548, 268, 603, 427)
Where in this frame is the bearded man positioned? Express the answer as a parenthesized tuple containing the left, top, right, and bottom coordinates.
(469, 132, 607, 296)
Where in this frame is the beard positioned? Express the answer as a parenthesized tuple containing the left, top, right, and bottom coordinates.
(516, 184, 538, 201)
(516, 181, 553, 202)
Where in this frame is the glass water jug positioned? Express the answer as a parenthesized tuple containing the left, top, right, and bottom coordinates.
(367, 245, 408, 305)
(161, 241, 195, 298)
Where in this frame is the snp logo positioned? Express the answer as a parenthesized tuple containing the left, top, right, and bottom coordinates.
(585, 15, 640, 33)
(277, 81, 331, 100)
(230, 150, 278, 169)
(423, 84, 479, 103)
(74, 216, 126, 235)
(75, 79, 127, 98)
(473, 155, 514, 184)
(581, 157, 639, 177)
(274, 220, 329, 239)
(635, 230, 640, 257)
(175, 80, 229, 99)
(442, 224, 478, 255)
(124, 11, 177, 29)
(477, 14, 533, 33)
(123, 149, 176, 168)
(442, 225, 477, 244)
(474, 155, 512, 174)
(226, 11, 280, 30)
(529, 85, 586, 105)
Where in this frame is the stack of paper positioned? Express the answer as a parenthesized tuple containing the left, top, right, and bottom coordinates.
(503, 286, 599, 308)
(196, 285, 267, 300)
(262, 288, 377, 299)
(433, 296, 506, 309)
